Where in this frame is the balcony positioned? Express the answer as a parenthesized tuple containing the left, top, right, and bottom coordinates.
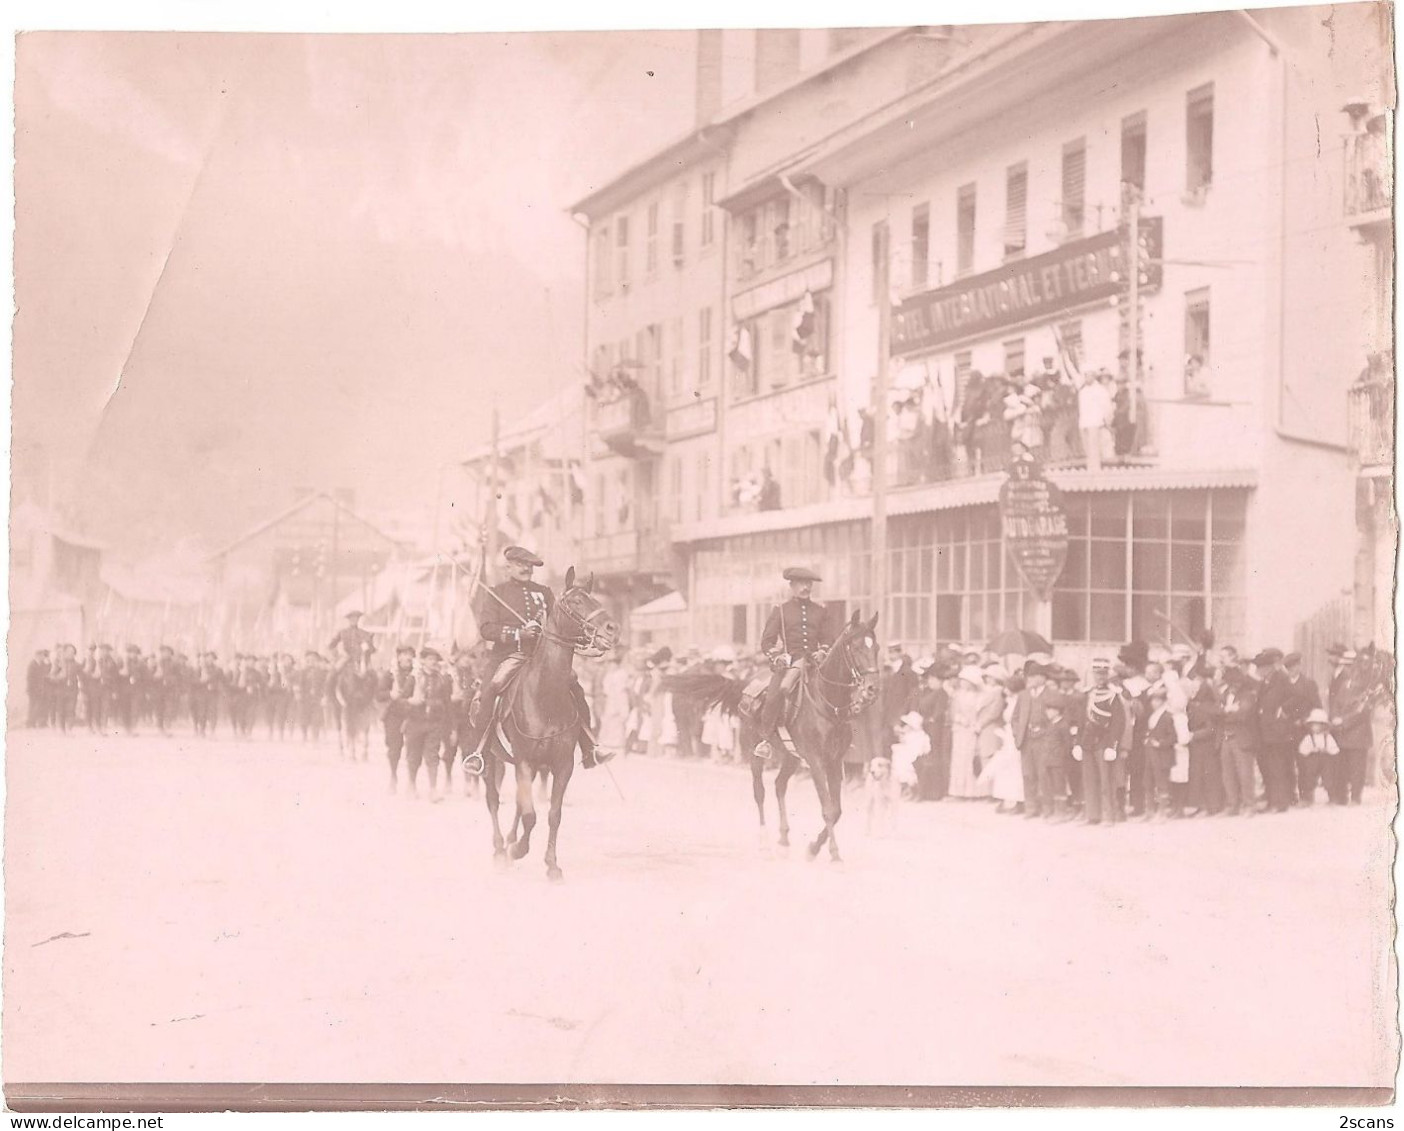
(590, 387, 664, 459)
(888, 385, 1156, 489)
(733, 213, 836, 284)
(1344, 125, 1390, 231)
(1348, 361, 1393, 470)
(578, 528, 671, 578)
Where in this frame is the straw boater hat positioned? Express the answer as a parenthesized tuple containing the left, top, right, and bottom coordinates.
(958, 665, 986, 688)
(900, 710, 924, 729)
(1306, 708, 1331, 727)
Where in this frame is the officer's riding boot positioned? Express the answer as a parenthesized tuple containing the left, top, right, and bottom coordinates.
(572, 684, 613, 768)
(754, 688, 785, 764)
(471, 685, 500, 759)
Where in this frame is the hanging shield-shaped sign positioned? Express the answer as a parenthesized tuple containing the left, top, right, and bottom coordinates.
(1000, 458, 1070, 602)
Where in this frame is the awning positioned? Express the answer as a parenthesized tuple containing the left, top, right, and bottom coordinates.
(631, 590, 686, 619)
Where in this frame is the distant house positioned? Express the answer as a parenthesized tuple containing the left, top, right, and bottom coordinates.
(204, 491, 409, 655)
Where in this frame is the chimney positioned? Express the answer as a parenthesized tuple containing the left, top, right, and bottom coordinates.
(696, 29, 723, 126)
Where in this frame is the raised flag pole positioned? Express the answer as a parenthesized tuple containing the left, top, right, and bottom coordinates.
(872, 220, 891, 639)
(485, 400, 501, 588)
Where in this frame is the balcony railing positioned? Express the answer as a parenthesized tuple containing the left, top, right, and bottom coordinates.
(733, 214, 836, 283)
(591, 388, 663, 459)
(578, 528, 669, 577)
(888, 388, 1156, 489)
(1345, 128, 1390, 221)
(1348, 367, 1393, 469)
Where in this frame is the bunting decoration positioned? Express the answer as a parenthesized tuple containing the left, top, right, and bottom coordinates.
(728, 324, 753, 371)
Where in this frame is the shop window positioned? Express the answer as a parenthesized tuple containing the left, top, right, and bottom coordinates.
(1061, 138, 1086, 238)
(1121, 111, 1147, 193)
(911, 203, 930, 289)
(1004, 163, 1027, 260)
(956, 184, 976, 277)
(732, 605, 748, 646)
(1186, 84, 1214, 194)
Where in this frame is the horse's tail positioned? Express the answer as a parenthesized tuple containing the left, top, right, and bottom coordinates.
(663, 673, 745, 716)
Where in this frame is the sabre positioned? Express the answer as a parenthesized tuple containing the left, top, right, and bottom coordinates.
(471, 572, 530, 626)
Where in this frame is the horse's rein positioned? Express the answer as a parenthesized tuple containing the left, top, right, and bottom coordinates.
(811, 633, 879, 715)
(542, 592, 613, 656)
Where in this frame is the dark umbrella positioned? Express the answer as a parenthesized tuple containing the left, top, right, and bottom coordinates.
(987, 628, 1052, 655)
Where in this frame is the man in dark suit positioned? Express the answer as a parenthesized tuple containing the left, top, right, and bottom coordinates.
(468, 545, 612, 768)
(1011, 660, 1070, 821)
(1256, 649, 1320, 811)
(26, 649, 51, 728)
(755, 566, 837, 763)
(1328, 646, 1372, 806)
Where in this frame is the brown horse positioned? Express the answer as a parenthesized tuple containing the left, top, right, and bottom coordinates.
(480, 568, 618, 881)
(667, 610, 880, 861)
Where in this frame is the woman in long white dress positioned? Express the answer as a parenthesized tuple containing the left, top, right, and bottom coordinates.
(979, 689, 1027, 812)
(948, 668, 984, 798)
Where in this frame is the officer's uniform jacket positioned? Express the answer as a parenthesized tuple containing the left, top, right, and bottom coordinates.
(1077, 686, 1127, 755)
(328, 626, 375, 662)
(759, 598, 834, 663)
(380, 668, 416, 721)
(480, 580, 554, 669)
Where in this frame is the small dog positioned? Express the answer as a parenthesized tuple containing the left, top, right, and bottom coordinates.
(865, 755, 899, 836)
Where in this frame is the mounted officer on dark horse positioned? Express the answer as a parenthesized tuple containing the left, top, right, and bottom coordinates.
(467, 545, 619, 881)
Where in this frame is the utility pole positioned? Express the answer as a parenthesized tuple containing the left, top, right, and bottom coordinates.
(485, 400, 501, 589)
(1125, 185, 1141, 426)
(872, 220, 892, 632)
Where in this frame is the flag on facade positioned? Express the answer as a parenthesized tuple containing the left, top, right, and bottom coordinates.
(1051, 324, 1084, 385)
(822, 394, 842, 483)
(728, 324, 753, 370)
(791, 290, 816, 355)
(568, 461, 586, 505)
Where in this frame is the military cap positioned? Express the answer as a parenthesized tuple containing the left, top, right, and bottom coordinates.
(1326, 642, 1348, 658)
(504, 546, 544, 566)
(1252, 647, 1283, 667)
(782, 566, 822, 583)
(419, 647, 442, 661)
(344, 609, 363, 620)
(1283, 651, 1303, 669)
(395, 644, 416, 656)
(1090, 656, 1112, 672)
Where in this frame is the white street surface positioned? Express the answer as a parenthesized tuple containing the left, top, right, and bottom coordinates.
(4, 728, 1396, 1087)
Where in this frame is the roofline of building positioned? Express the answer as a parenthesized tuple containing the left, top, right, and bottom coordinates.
(779, 12, 1217, 188)
(205, 491, 408, 563)
(566, 26, 917, 219)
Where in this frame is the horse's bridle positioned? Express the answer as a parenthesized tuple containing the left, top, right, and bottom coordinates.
(811, 631, 880, 716)
(542, 590, 615, 657)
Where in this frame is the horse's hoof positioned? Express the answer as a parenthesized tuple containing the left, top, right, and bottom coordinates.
(547, 866, 564, 883)
(493, 850, 510, 867)
(805, 844, 820, 861)
(778, 834, 790, 848)
(828, 854, 844, 865)
(509, 842, 529, 861)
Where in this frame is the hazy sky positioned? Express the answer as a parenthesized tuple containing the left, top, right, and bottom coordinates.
(13, 31, 695, 553)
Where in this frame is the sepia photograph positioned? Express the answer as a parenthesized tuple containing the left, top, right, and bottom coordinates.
(3, 0, 1398, 1113)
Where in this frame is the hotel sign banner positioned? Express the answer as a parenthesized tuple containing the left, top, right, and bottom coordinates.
(892, 218, 1163, 356)
(1000, 459, 1070, 602)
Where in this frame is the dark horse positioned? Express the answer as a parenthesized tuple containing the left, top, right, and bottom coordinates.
(481, 567, 618, 881)
(333, 659, 377, 761)
(667, 610, 880, 861)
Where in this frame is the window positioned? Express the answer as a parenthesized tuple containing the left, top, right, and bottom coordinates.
(1004, 163, 1027, 260)
(615, 215, 630, 292)
(735, 293, 831, 398)
(701, 172, 716, 247)
(697, 306, 713, 392)
(640, 323, 662, 394)
(667, 455, 683, 524)
(646, 202, 659, 276)
(954, 349, 973, 412)
(755, 29, 801, 93)
(668, 317, 685, 399)
(1186, 84, 1214, 193)
(1003, 338, 1025, 381)
(732, 318, 759, 399)
(910, 203, 930, 289)
(956, 184, 976, 276)
(695, 452, 713, 522)
(1061, 139, 1086, 238)
(1051, 492, 1245, 643)
(1184, 288, 1211, 398)
(871, 220, 888, 305)
(593, 225, 611, 298)
(769, 196, 792, 262)
(1121, 111, 1147, 193)
(671, 182, 687, 267)
(739, 210, 760, 277)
